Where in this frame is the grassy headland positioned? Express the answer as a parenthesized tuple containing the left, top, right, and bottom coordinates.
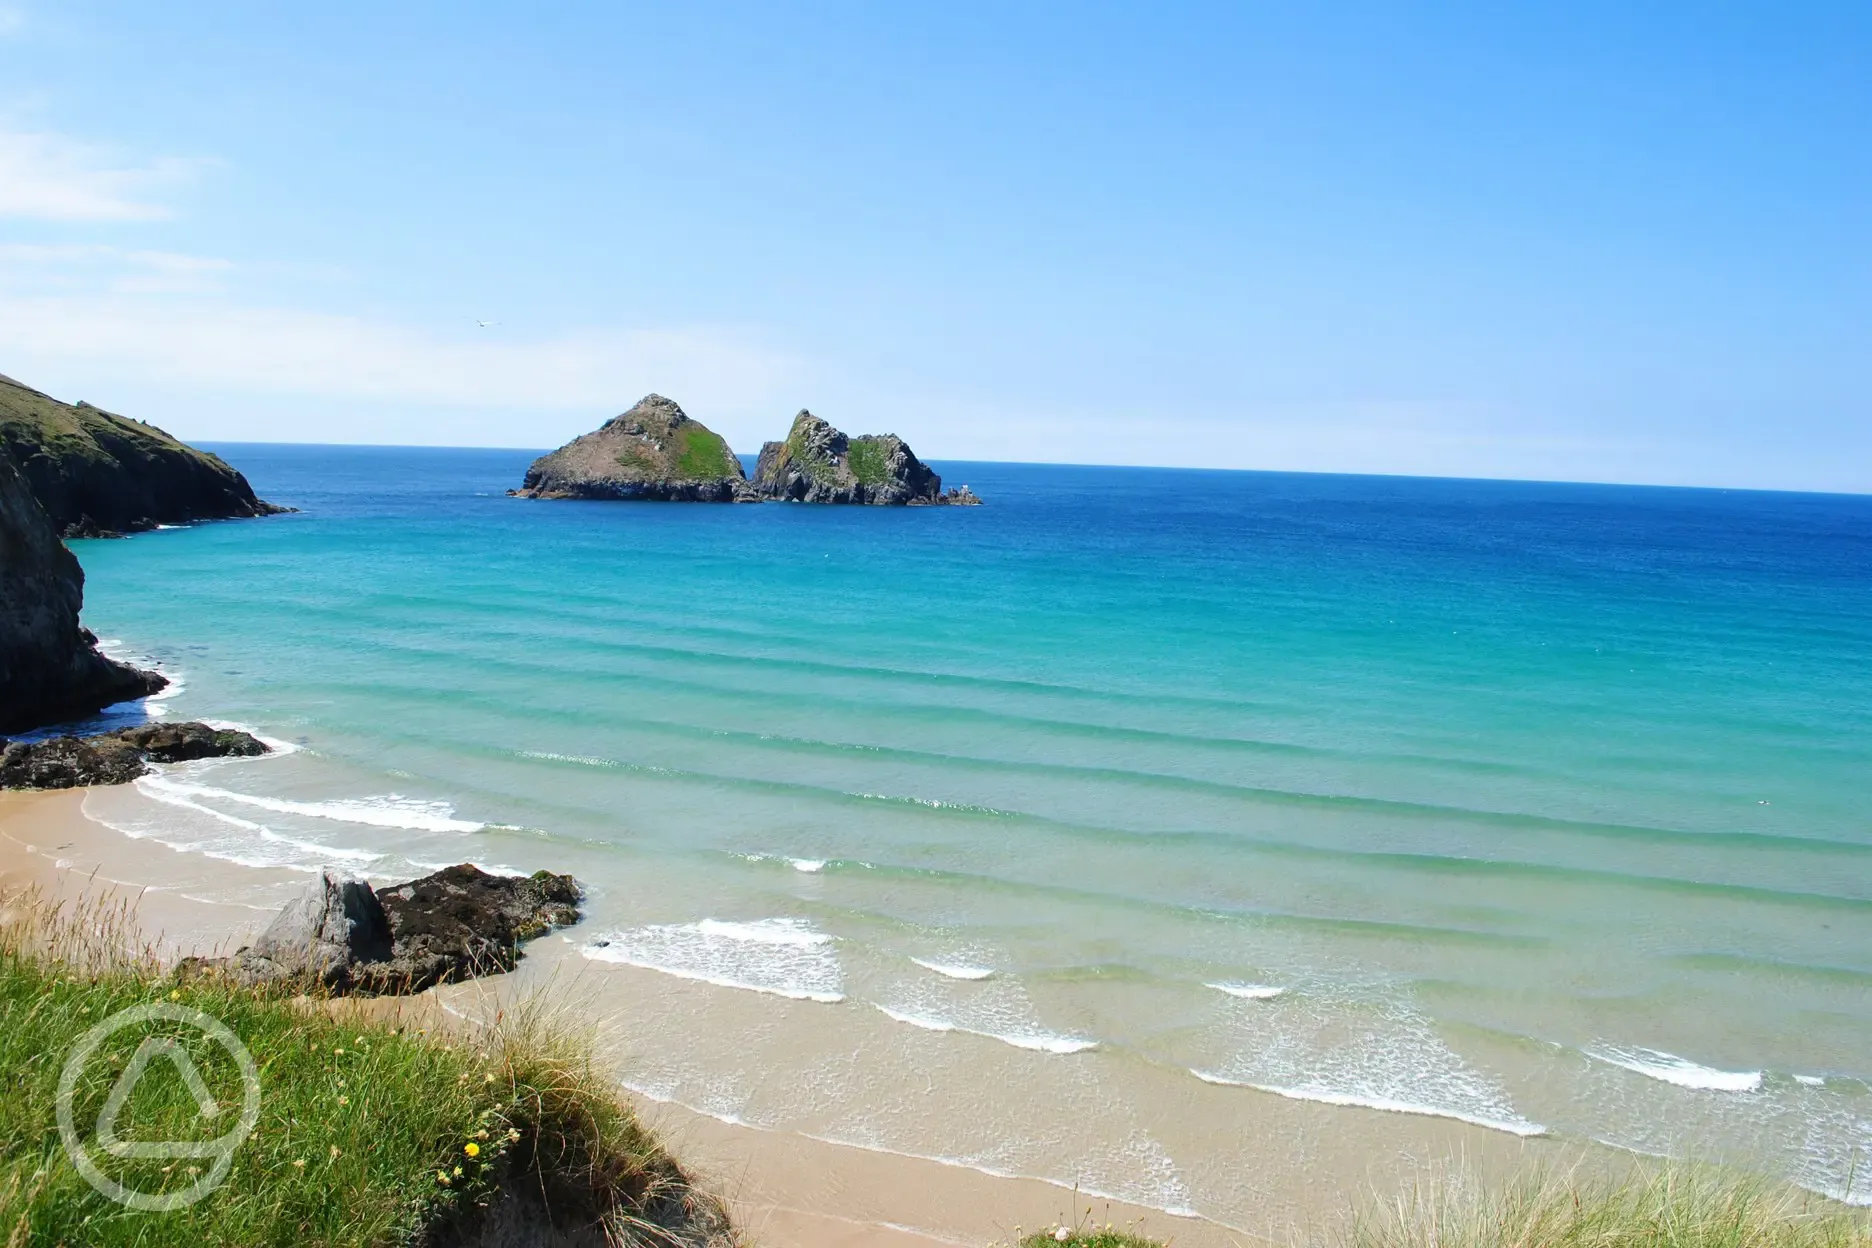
(0, 889, 733, 1247)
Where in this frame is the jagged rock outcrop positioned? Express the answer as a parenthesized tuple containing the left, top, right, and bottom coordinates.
(0, 453, 165, 733)
(181, 864, 583, 994)
(0, 372, 286, 537)
(752, 410, 981, 505)
(0, 721, 269, 790)
(511, 395, 755, 502)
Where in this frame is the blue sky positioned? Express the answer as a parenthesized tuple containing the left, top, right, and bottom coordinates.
(0, 2, 1865, 489)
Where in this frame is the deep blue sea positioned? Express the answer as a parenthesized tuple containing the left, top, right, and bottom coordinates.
(64, 446, 1872, 1225)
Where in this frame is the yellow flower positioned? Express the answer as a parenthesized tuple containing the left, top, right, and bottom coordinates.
(464, 1142, 480, 1158)
(437, 1171, 451, 1185)
(168, 989, 180, 1000)
(483, 1073, 496, 1084)
(452, 1165, 463, 1178)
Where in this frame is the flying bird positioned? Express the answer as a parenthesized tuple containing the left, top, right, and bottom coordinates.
(473, 319, 500, 328)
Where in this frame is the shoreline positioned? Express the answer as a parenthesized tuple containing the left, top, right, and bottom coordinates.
(0, 788, 1265, 1246)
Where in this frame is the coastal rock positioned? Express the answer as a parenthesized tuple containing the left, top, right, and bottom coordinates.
(751, 410, 980, 505)
(250, 870, 394, 979)
(0, 453, 166, 734)
(184, 864, 582, 994)
(511, 395, 756, 502)
(0, 721, 269, 789)
(0, 371, 288, 538)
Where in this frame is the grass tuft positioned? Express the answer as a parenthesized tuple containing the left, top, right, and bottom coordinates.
(1344, 1160, 1870, 1248)
(0, 886, 734, 1247)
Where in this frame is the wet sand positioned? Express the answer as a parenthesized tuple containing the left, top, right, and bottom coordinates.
(1, 788, 1555, 1247)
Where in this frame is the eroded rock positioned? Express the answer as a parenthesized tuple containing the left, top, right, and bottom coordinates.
(752, 410, 980, 505)
(183, 864, 582, 995)
(0, 721, 266, 790)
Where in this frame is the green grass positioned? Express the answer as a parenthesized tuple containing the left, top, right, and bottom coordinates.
(0, 889, 732, 1247)
(845, 437, 891, 486)
(669, 425, 735, 481)
(1344, 1161, 1870, 1248)
(1016, 1231, 1163, 1248)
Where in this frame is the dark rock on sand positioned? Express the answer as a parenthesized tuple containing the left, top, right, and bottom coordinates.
(752, 410, 981, 505)
(0, 371, 288, 538)
(184, 864, 582, 995)
(511, 394, 756, 502)
(0, 453, 166, 734)
(0, 721, 269, 790)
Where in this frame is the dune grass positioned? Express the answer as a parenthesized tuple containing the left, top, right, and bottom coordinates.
(0, 886, 733, 1247)
(1343, 1160, 1869, 1248)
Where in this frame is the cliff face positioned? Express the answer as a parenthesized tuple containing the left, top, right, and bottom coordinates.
(0, 453, 165, 734)
(512, 395, 755, 502)
(752, 411, 980, 505)
(0, 372, 282, 538)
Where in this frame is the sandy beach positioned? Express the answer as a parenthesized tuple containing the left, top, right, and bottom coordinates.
(0, 786, 1572, 1248)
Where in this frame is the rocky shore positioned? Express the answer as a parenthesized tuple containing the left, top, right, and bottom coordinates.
(0, 453, 165, 734)
(0, 721, 269, 789)
(180, 864, 583, 995)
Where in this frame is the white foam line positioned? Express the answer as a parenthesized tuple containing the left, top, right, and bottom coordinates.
(1205, 981, 1286, 1000)
(1793, 1074, 1827, 1087)
(874, 1005, 1097, 1054)
(201, 719, 303, 756)
(789, 858, 826, 873)
(1584, 1044, 1763, 1093)
(130, 778, 382, 863)
(910, 957, 995, 981)
(579, 948, 846, 1004)
(1191, 1070, 1548, 1138)
(139, 775, 480, 833)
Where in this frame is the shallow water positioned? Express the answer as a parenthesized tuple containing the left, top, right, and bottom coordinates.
(64, 445, 1872, 1221)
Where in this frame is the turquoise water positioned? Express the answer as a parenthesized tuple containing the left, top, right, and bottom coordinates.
(66, 446, 1872, 1223)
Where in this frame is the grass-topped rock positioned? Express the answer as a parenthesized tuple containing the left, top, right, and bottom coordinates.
(753, 409, 981, 505)
(0, 371, 285, 538)
(511, 395, 755, 503)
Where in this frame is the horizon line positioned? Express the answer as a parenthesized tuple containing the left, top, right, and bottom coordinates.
(191, 440, 1872, 500)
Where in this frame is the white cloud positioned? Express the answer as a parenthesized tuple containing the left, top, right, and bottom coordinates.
(0, 126, 205, 221)
(0, 243, 234, 293)
(0, 292, 808, 427)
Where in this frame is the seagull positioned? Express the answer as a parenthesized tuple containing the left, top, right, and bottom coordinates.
(473, 319, 500, 328)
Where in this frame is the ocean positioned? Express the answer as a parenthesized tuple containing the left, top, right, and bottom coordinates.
(61, 445, 1872, 1226)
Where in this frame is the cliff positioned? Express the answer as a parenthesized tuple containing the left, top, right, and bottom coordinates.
(0, 372, 283, 538)
(512, 394, 755, 502)
(0, 452, 165, 733)
(752, 410, 981, 505)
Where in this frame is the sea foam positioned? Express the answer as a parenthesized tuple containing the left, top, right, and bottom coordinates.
(1190, 1070, 1547, 1137)
(873, 1004, 1096, 1054)
(1585, 1044, 1764, 1092)
(137, 776, 481, 833)
(1206, 981, 1286, 1000)
(582, 917, 845, 1003)
(911, 957, 996, 981)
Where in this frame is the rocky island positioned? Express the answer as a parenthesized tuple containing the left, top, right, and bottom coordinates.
(512, 396, 981, 506)
(1, 371, 286, 538)
(753, 409, 980, 505)
(510, 393, 755, 502)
